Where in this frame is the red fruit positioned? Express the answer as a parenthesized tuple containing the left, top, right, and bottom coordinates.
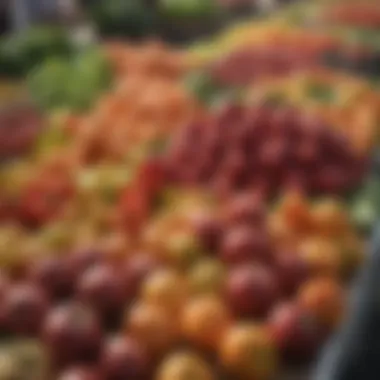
(28, 257, 76, 300)
(118, 186, 150, 233)
(18, 176, 73, 227)
(68, 250, 103, 277)
(225, 265, 279, 318)
(76, 264, 126, 327)
(0, 271, 9, 301)
(191, 213, 223, 253)
(57, 366, 101, 380)
(269, 302, 328, 363)
(136, 157, 167, 197)
(42, 303, 103, 367)
(224, 194, 265, 227)
(123, 253, 161, 301)
(101, 336, 149, 380)
(275, 253, 310, 296)
(3, 283, 49, 336)
(220, 226, 272, 265)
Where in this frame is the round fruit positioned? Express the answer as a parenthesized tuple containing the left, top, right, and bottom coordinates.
(76, 264, 126, 326)
(299, 238, 342, 277)
(277, 192, 312, 232)
(42, 303, 103, 367)
(191, 212, 223, 253)
(100, 336, 149, 380)
(123, 253, 161, 301)
(188, 258, 226, 296)
(220, 226, 272, 265)
(0, 270, 9, 301)
(225, 265, 279, 318)
(156, 351, 214, 380)
(68, 249, 103, 277)
(269, 302, 328, 363)
(127, 302, 178, 356)
(298, 277, 345, 329)
(57, 366, 101, 380)
(3, 283, 49, 336)
(181, 295, 231, 350)
(224, 194, 265, 227)
(141, 268, 188, 313)
(28, 256, 76, 300)
(165, 232, 201, 269)
(311, 199, 349, 237)
(275, 252, 310, 296)
(220, 324, 278, 380)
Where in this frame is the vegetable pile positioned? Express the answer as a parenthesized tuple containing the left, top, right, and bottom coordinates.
(0, 0, 379, 379)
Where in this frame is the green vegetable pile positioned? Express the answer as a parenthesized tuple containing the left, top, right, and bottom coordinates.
(0, 27, 73, 79)
(27, 48, 112, 112)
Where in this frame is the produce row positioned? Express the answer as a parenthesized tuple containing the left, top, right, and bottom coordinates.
(0, 0, 380, 379)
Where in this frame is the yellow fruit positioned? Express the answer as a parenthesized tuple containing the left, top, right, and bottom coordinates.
(188, 258, 226, 296)
(298, 277, 345, 329)
(181, 295, 231, 350)
(299, 238, 342, 277)
(311, 199, 349, 237)
(141, 268, 188, 313)
(156, 351, 214, 380)
(220, 324, 278, 380)
(127, 302, 178, 356)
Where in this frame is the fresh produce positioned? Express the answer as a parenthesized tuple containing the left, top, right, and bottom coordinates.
(156, 351, 214, 380)
(298, 277, 346, 329)
(269, 302, 328, 363)
(27, 48, 112, 111)
(0, 1, 376, 379)
(76, 264, 128, 327)
(100, 336, 150, 380)
(248, 70, 380, 154)
(58, 366, 101, 380)
(181, 295, 231, 350)
(3, 283, 49, 337)
(225, 265, 279, 318)
(164, 104, 368, 196)
(0, 103, 44, 161)
(42, 303, 103, 367)
(126, 302, 178, 356)
(219, 324, 278, 380)
(0, 27, 73, 78)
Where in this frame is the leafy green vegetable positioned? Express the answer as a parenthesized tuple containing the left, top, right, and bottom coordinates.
(0, 27, 74, 78)
(27, 48, 112, 112)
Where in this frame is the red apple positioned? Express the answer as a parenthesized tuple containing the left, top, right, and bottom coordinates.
(122, 253, 161, 301)
(42, 303, 103, 367)
(220, 226, 273, 265)
(225, 265, 279, 318)
(269, 302, 328, 363)
(100, 336, 150, 380)
(191, 212, 223, 253)
(28, 257, 76, 300)
(3, 283, 49, 336)
(57, 366, 101, 380)
(223, 193, 265, 227)
(275, 252, 310, 296)
(76, 264, 126, 327)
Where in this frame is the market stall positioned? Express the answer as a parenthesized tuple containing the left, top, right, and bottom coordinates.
(0, 1, 379, 379)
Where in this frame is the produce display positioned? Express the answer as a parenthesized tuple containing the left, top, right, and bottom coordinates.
(0, 0, 379, 379)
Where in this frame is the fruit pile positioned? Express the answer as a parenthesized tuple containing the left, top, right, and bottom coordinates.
(164, 104, 368, 196)
(0, 0, 379, 379)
